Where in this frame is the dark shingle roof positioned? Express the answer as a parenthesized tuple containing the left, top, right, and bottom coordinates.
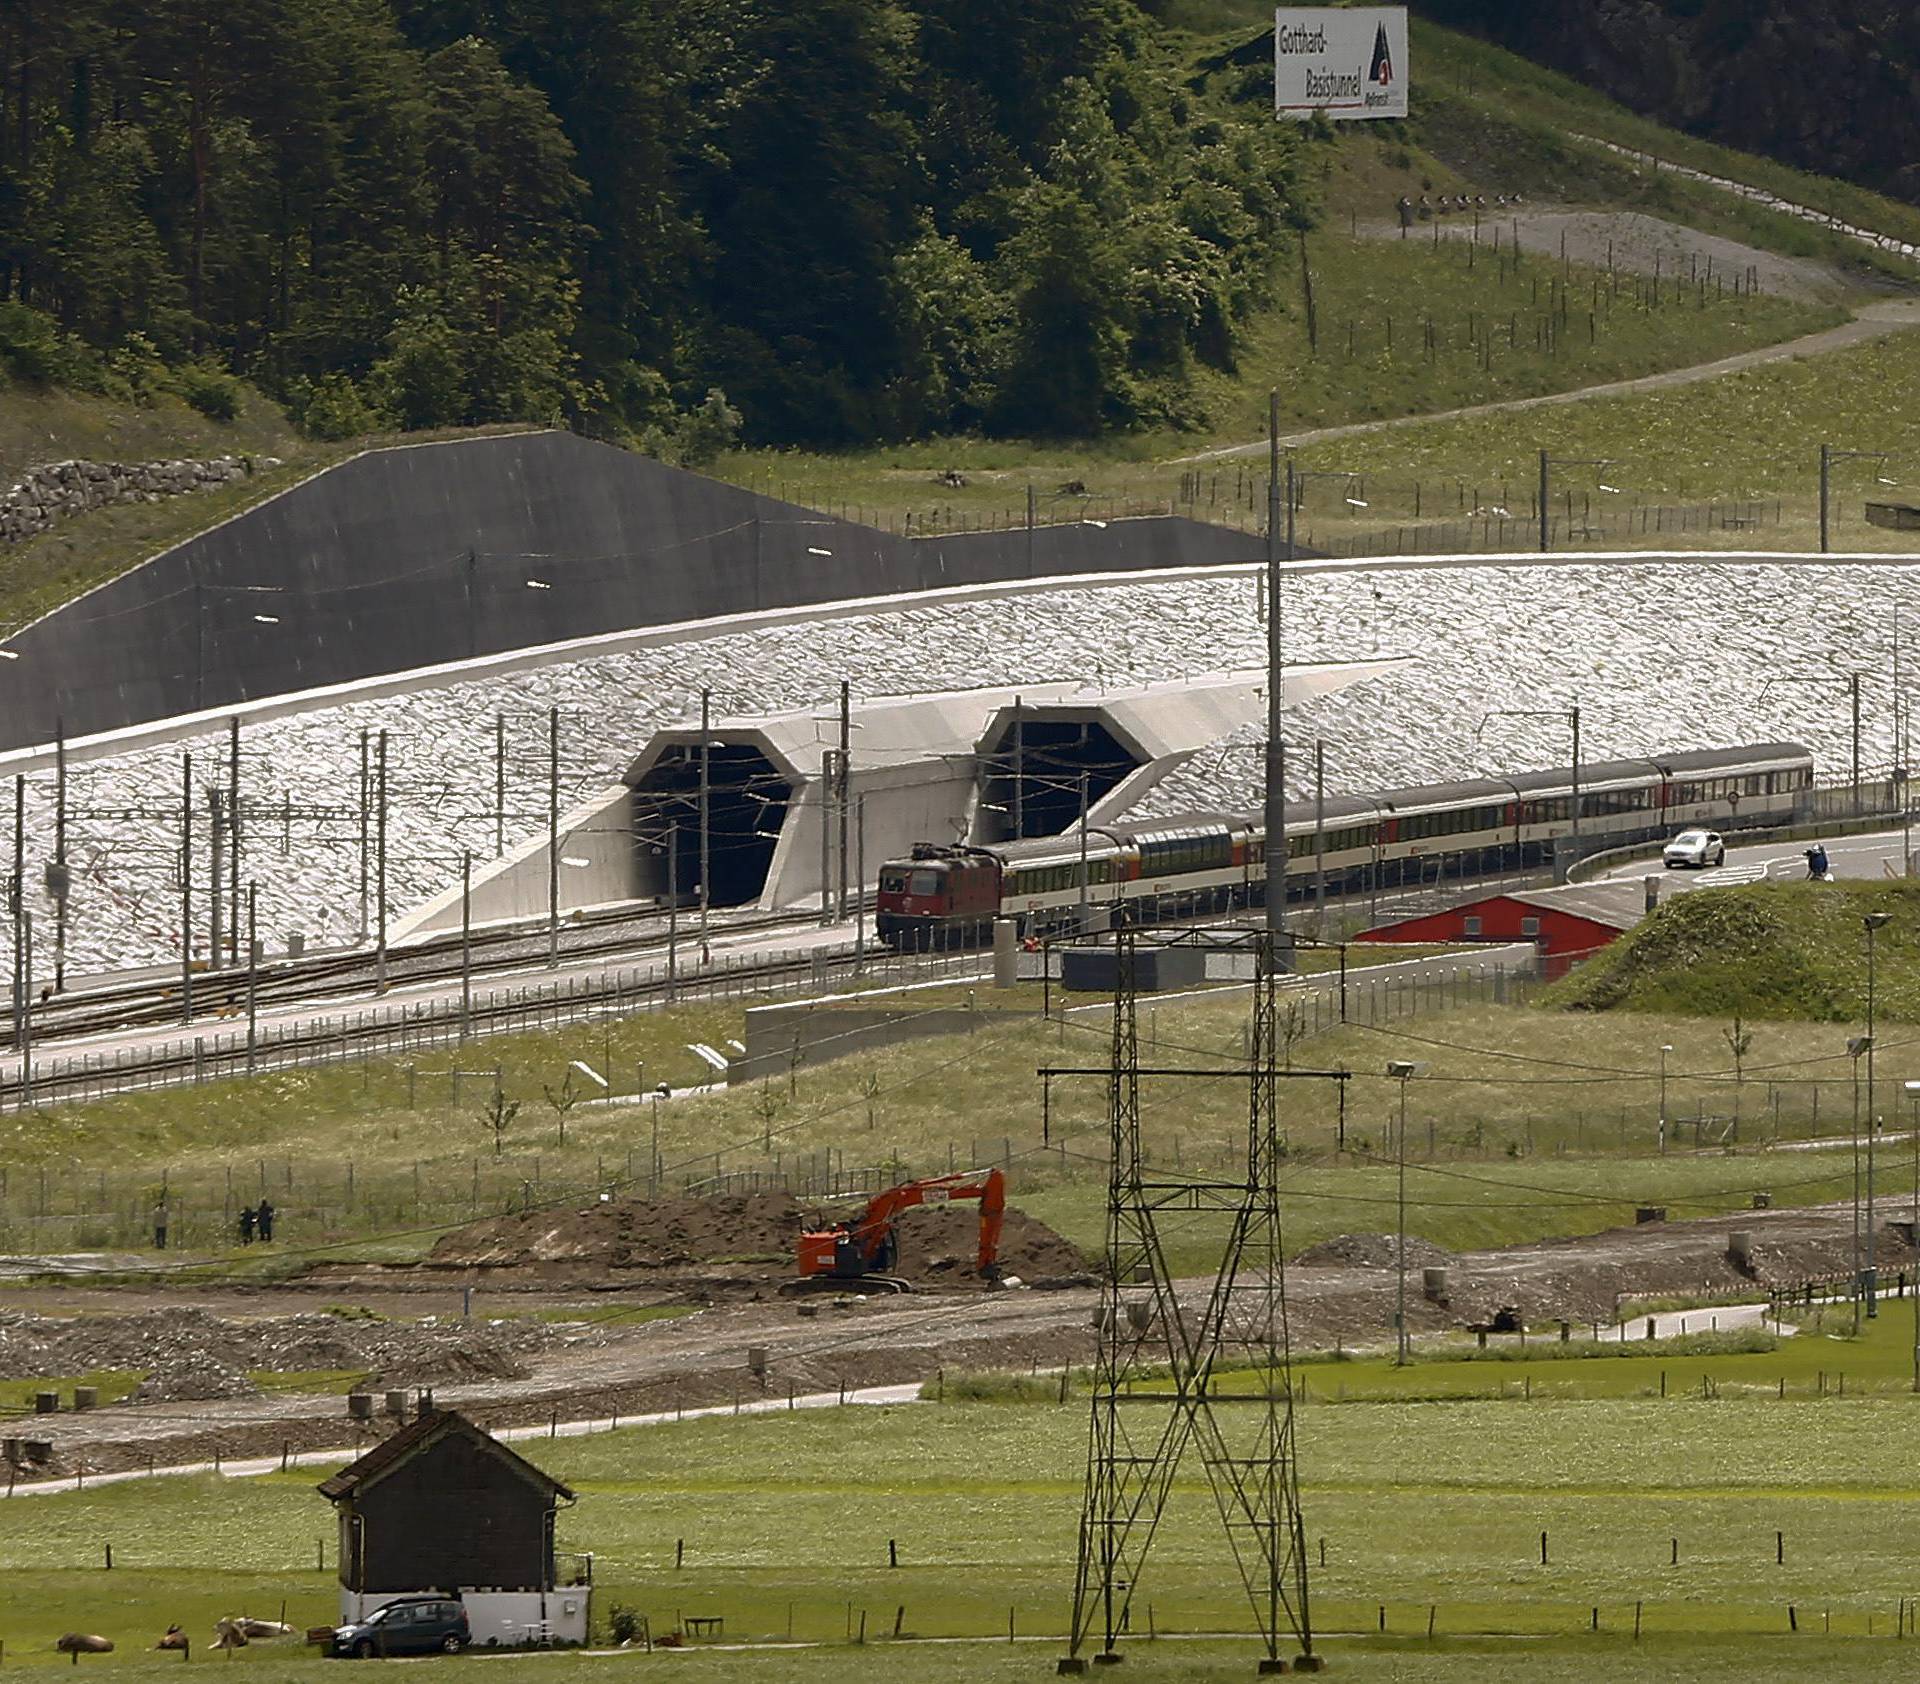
(316, 1409, 573, 1504)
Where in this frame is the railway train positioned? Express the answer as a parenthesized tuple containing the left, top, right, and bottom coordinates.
(874, 741, 1815, 947)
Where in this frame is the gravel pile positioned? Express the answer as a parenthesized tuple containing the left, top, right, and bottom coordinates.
(20, 558, 1916, 975)
(1293, 1232, 1454, 1269)
(130, 1353, 259, 1403)
(0, 1306, 602, 1397)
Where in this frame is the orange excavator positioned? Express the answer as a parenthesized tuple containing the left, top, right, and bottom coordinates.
(791, 1169, 1006, 1293)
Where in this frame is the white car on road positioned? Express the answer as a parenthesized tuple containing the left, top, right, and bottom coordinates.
(1663, 828, 1726, 869)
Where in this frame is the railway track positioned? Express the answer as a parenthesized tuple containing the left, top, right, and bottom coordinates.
(0, 944, 854, 1110)
(17, 902, 828, 1047)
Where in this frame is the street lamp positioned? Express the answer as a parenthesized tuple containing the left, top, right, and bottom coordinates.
(1386, 1059, 1428, 1365)
(1658, 1043, 1674, 1152)
(1818, 443, 1890, 554)
(1849, 1031, 1873, 1332)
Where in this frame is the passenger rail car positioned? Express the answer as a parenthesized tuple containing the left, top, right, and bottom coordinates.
(875, 742, 1814, 946)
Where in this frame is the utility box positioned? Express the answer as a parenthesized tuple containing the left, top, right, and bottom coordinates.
(1059, 944, 1207, 994)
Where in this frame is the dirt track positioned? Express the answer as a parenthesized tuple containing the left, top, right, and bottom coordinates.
(3, 1194, 1906, 1482)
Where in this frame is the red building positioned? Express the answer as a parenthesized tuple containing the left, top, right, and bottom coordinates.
(1356, 885, 1645, 979)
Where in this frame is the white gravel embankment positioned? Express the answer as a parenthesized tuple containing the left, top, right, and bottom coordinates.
(14, 559, 1917, 976)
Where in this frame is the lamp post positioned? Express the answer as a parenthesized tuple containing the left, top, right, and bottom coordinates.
(1849, 1031, 1872, 1332)
(1865, 911, 1892, 1316)
(1658, 1043, 1673, 1153)
(1387, 1059, 1427, 1365)
(1819, 443, 1890, 554)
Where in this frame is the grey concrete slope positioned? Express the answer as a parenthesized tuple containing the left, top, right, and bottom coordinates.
(0, 431, 1265, 751)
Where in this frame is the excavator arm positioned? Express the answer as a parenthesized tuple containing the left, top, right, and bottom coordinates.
(796, 1168, 1008, 1285)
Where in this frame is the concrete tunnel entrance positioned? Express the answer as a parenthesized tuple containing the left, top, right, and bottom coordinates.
(630, 743, 793, 908)
(976, 716, 1139, 843)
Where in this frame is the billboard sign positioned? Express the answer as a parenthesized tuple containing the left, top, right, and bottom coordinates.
(1274, 7, 1408, 121)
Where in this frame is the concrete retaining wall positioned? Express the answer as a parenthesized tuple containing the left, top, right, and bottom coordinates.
(737, 941, 1538, 1086)
(737, 998, 1023, 1086)
(0, 430, 1260, 750)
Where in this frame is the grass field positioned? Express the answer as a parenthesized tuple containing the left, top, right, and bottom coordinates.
(1550, 880, 1920, 1020)
(7, 951, 1914, 1269)
(11, 1360, 1920, 1673)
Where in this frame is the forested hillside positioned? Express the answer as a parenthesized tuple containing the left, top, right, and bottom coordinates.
(1418, 1, 1920, 208)
(0, 0, 1306, 447)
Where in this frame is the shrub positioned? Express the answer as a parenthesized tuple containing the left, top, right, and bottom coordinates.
(175, 363, 241, 421)
(105, 334, 166, 407)
(298, 373, 383, 441)
(0, 302, 62, 385)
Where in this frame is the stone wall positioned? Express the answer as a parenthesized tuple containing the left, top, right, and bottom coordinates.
(0, 454, 269, 546)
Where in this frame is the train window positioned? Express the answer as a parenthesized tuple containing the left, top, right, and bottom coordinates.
(909, 869, 942, 895)
(880, 871, 908, 893)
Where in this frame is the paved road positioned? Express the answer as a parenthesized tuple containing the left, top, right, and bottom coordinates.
(1595, 825, 1915, 894)
(1603, 1301, 1783, 1342)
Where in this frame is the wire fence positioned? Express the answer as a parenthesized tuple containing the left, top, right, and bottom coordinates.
(5, 948, 1899, 1259)
(1313, 498, 1783, 559)
(0, 941, 990, 1118)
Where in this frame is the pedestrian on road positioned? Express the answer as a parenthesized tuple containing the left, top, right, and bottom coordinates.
(256, 1198, 276, 1244)
(239, 1204, 256, 1245)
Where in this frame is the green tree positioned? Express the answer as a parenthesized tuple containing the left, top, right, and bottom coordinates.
(992, 180, 1131, 435)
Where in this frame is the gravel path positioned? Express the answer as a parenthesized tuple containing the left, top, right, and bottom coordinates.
(1182, 294, 1920, 462)
(1384, 208, 1863, 304)
(1180, 198, 1919, 464)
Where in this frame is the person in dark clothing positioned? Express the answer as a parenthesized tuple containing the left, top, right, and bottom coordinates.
(239, 1204, 256, 1245)
(256, 1199, 275, 1243)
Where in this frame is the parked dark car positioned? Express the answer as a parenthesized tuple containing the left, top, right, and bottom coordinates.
(332, 1598, 469, 1658)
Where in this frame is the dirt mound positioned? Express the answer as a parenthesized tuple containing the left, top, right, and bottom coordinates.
(429, 1191, 804, 1271)
(428, 1190, 1088, 1288)
(1293, 1232, 1453, 1270)
(893, 1203, 1088, 1286)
